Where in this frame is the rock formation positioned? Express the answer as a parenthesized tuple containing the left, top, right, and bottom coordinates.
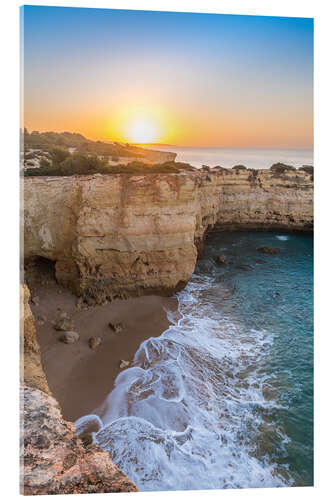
(23, 168, 313, 303)
(21, 387, 137, 495)
(21, 166, 313, 492)
(20, 284, 138, 494)
(138, 148, 177, 163)
(21, 284, 50, 395)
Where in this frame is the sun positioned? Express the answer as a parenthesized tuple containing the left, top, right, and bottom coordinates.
(108, 106, 175, 144)
(125, 118, 160, 144)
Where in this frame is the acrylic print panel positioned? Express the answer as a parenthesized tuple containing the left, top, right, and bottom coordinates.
(21, 4, 314, 495)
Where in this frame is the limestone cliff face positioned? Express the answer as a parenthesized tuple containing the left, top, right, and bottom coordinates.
(21, 284, 50, 395)
(196, 168, 313, 236)
(21, 386, 137, 495)
(21, 283, 138, 494)
(24, 168, 313, 302)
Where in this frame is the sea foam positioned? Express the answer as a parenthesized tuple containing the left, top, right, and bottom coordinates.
(94, 274, 291, 491)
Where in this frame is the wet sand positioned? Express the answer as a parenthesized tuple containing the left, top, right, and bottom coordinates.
(27, 262, 178, 422)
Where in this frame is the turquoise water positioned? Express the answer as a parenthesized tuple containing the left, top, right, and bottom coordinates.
(88, 231, 313, 491)
(200, 231, 314, 486)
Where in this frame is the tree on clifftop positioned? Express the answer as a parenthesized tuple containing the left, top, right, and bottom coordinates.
(49, 146, 70, 166)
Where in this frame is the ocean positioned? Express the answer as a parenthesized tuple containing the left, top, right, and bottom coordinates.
(83, 231, 313, 491)
(146, 146, 314, 169)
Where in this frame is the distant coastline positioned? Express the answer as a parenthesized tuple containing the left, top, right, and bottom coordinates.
(133, 143, 176, 147)
(143, 145, 314, 169)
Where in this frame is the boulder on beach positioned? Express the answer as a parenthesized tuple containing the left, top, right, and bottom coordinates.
(59, 311, 69, 319)
(257, 246, 279, 255)
(109, 322, 123, 333)
(76, 297, 89, 310)
(59, 331, 79, 344)
(120, 359, 130, 369)
(55, 318, 75, 331)
(89, 336, 102, 349)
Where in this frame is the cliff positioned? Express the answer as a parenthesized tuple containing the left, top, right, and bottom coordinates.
(137, 148, 177, 163)
(21, 167, 313, 492)
(21, 284, 50, 395)
(20, 284, 138, 494)
(23, 168, 313, 303)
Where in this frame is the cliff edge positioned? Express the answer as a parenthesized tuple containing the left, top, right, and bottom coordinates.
(23, 168, 313, 303)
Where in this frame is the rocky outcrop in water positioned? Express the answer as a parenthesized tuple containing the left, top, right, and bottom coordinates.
(21, 284, 138, 494)
(24, 168, 313, 302)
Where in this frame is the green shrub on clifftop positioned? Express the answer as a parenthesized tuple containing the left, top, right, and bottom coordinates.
(299, 165, 313, 174)
(232, 165, 247, 170)
(270, 163, 296, 173)
(48, 146, 71, 165)
(24, 151, 109, 176)
(23, 156, 194, 177)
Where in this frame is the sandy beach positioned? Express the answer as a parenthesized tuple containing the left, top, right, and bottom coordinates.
(26, 260, 177, 422)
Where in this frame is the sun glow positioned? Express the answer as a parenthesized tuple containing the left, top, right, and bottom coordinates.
(125, 118, 160, 143)
(107, 106, 177, 145)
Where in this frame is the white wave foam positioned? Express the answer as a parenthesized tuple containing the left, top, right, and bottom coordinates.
(75, 414, 103, 444)
(93, 274, 292, 490)
(276, 235, 289, 241)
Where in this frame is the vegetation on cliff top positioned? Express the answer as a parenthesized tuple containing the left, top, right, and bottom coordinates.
(23, 147, 195, 176)
(232, 164, 247, 170)
(22, 129, 145, 158)
(299, 165, 314, 174)
(269, 163, 313, 181)
(270, 163, 297, 173)
(22, 142, 313, 178)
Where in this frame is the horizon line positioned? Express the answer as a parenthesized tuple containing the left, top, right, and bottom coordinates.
(23, 129, 313, 151)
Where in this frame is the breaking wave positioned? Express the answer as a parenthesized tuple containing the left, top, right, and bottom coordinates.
(92, 275, 292, 491)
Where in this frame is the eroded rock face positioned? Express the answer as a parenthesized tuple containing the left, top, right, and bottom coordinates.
(24, 169, 313, 302)
(21, 284, 50, 395)
(21, 386, 137, 495)
(21, 283, 138, 494)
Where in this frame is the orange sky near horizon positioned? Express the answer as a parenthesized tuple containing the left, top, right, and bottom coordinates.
(24, 97, 313, 148)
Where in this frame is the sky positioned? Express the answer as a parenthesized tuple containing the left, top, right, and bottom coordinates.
(22, 6, 313, 148)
